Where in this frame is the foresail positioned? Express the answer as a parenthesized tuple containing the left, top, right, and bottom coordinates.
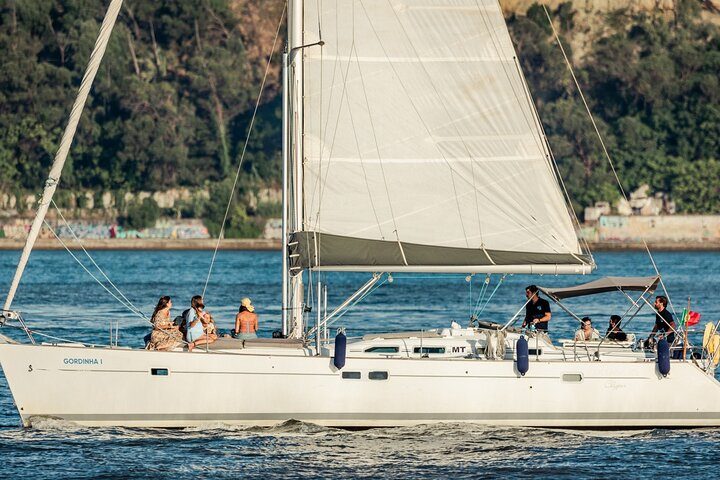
(297, 0, 591, 271)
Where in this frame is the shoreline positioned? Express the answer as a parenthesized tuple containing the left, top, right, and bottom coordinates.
(0, 238, 281, 250)
(0, 238, 719, 251)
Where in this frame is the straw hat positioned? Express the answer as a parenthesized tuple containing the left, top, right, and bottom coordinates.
(241, 297, 255, 313)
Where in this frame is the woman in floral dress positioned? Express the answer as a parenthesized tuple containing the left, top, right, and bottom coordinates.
(146, 296, 184, 351)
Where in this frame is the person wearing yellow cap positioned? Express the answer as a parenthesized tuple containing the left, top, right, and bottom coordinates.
(233, 297, 258, 339)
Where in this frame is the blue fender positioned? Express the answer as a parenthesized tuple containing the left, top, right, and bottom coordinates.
(333, 331, 347, 370)
(516, 335, 529, 376)
(657, 338, 670, 377)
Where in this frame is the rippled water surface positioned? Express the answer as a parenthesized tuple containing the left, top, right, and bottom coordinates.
(0, 250, 719, 478)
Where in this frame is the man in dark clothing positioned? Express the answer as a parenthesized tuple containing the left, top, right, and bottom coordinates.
(606, 315, 628, 341)
(522, 285, 551, 332)
(650, 295, 676, 345)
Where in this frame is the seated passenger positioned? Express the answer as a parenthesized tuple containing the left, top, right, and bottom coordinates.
(606, 315, 628, 341)
(146, 296, 184, 351)
(186, 295, 216, 352)
(233, 297, 258, 339)
(574, 317, 600, 341)
(203, 312, 218, 337)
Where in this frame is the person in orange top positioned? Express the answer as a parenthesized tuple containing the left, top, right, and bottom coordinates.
(233, 297, 258, 339)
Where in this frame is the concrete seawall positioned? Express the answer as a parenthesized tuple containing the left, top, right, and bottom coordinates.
(0, 238, 281, 250)
(0, 236, 718, 252)
(582, 215, 720, 250)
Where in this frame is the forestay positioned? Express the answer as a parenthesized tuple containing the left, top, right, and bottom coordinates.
(291, 0, 592, 272)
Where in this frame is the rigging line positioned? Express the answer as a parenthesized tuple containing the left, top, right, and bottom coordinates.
(311, 1, 364, 239)
(474, 1, 563, 232)
(361, 1, 571, 257)
(202, 3, 286, 299)
(542, 5, 676, 306)
(472, 276, 491, 316)
(343, 46, 384, 238)
(317, 0, 323, 39)
(380, 0, 470, 248)
(360, 0, 470, 244)
(645, 250, 678, 317)
(311, 2, 401, 260)
(310, 0, 342, 228)
(3, 322, 103, 347)
(475, 0, 556, 248)
(317, 4, 325, 271)
(594, 286, 653, 353)
(471, 274, 491, 317)
(353, 42, 404, 245)
(43, 220, 147, 320)
(308, 30, 355, 233)
(50, 199, 144, 316)
(477, 273, 506, 315)
(541, 5, 626, 201)
(321, 277, 388, 330)
(389, 0, 489, 248)
(3, 0, 123, 313)
(511, 57, 593, 263)
(478, 11, 586, 263)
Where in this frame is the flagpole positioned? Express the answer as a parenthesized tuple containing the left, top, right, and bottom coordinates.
(683, 296, 690, 360)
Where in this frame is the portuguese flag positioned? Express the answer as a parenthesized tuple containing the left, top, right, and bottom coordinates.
(681, 308, 701, 327)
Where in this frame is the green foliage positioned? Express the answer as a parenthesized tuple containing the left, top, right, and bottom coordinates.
(255, 201, 281, 218)
(3, 0, 720, 234)
(0, 0, 283, 192)
(509, 1, 720, 214)
(202, 178, 264, 238)
(121, 197, 161, 230)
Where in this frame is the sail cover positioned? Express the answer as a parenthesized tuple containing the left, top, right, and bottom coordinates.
(292, 0, 592, 272)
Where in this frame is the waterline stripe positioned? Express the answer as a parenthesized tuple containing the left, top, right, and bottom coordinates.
(28, 411, 720, 422)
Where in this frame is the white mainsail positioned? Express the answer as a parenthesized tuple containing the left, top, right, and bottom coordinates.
(289, 0, 591, 273)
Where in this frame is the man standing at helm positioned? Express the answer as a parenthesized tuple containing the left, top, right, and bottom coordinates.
(522, 285, 552, 332)
(649, 295, 676, 345)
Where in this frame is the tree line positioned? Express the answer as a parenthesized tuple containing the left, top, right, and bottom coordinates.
(509, 0, 720, 214)
(0, 0, 718, 223)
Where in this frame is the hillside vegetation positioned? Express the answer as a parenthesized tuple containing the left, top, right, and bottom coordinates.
(0, 0, 719, 225)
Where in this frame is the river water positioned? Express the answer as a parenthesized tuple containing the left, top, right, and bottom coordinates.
(0, 250, 718, 478)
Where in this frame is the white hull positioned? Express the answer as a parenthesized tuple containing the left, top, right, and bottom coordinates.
(2, 342, 720, 428)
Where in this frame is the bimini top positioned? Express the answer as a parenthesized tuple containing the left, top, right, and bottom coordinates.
(538, 276, 660, 299)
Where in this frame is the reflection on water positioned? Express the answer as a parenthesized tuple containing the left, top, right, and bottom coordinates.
(1, 250, 720, 478)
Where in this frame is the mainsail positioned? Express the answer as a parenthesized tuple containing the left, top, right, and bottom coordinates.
(288, 0, 592, 273)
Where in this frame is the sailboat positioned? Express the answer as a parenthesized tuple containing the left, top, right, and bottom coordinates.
(1, 0, 720, 428)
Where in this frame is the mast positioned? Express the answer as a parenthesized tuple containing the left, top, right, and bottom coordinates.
(281, 51, 289, 336)
(288, 0, 305, 338)
(3, 0, 124, 313)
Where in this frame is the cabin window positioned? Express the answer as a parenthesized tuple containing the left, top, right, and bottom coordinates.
(364, 346, 399, 354)
(413, 347, 445, 354)
(562, 373, 583, 382)
(368, 371, 389, 380)
(151, 368, 169, 376)
(342, 371, 361, 379)
(528, 349, 542, 356)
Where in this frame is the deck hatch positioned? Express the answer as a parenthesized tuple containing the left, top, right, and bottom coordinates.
(413, 347, 446, 354)
(364, 346, 399, 354)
